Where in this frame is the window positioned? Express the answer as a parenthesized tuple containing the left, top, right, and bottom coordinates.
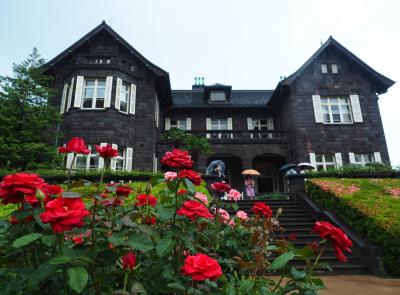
(354, 153, 375, 166)
(211, 118, 228, 130)
(75, 145, 99, 170)
(316, 154, 336, 171)
(82, 79, 106, 109)
(252, 119, 270, 131)
(210, 91, 226, 102)
(170, 119, 188, 130)
(119, 82, 130, 113)
(321, 97, 352, 124)
(331, 64, 338, 73)
(251, 119, 274, 139)
(209, 118, 232, 139)
(321, 64, 328, 74)
(115, 147, 125, 171)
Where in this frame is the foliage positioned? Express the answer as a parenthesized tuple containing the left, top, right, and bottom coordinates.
(306, 178, 400, 275)
(163, 128, 212, 156)
(257, 192, 289, 200)
(306, 163, 394, 177)
(0, 48, 61, 170)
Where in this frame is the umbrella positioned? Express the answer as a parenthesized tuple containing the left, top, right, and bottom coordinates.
(297, 162, 316, 170)
(278, 163, 297, 173)
(285, 168, 298, 176)
(206, 160, 226, 176)
(241, 169, 261, 176)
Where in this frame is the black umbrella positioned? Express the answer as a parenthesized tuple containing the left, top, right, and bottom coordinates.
(278, 163, 298, 173)
(297, 162, 316, 170)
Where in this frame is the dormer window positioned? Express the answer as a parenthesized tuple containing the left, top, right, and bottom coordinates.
(210, 91, 226, 102)
(331, 64, 338, 73)
(321, 63, 339, 74)
(321, 64, 328, 74)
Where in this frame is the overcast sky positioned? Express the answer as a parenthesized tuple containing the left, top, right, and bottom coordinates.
(1, 0, 399, 166)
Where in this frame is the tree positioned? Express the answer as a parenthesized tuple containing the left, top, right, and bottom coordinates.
(0, 48, 61, 169)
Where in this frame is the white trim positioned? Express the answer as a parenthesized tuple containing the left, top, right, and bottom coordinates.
(349, 152, 356, 164)
(165, 117, 171, 130)
(66, 77, 74, 111)
(331, 64, 338, 74)
(186, 118, 191, 130)
(335, 153, 343, 167)
(104, 76, 113, 108)
(115, 78, 122, 110)
(60, 83, 68, 114)
(153, 154, 158, 172)
(206, 118, 211, 138)
(129, 84, 136, 114)
(350, 94, 363, 122)
(309, 153, 316, 169)
(155, 95, 159, 128)
(66, 153, 74, 170)
(247, 117, 253, 130)
(98, 143, 107, 169)
(321, 64, 328, 74)
(312, 95, 323, 123)
(267, 117, 274, 130)
(374, 152, 382, 163)
(125, 147, 133, 171)
(74, 76, 84, 108)
(111, 144, 118, 170)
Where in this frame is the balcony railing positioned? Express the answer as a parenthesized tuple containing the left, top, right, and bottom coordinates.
(160, 130, 289, 142)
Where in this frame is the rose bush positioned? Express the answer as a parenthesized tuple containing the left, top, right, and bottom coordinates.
(0, 140, 346, 294)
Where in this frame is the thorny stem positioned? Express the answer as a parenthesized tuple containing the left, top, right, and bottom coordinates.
(310, 243, 327, 274)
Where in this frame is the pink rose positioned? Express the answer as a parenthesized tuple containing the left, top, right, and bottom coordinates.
(236, 210, 248, 221)
(164, 171, 178, 181)
(194, 192, 208, 205)
(228, 219, 235, 226)
(217, 208, 230, 223)
(226, 189, 241, 201)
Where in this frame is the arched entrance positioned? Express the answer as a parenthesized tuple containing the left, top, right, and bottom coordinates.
(252, 154, 286, 194)
(207, 154, 243, 191)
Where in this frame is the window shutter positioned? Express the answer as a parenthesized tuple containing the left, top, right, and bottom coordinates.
(206, 118, 211, 138)
(67, 77, 74, 111)
(115, 78, 122, 110)
(60, 83, 68, 114)
(373, 152, 382, 163)
(312, 95, 323, 123)
(66, 153, 75, 170)
(110, 144, 118, 170)
(74, 76, 84, 108)
(129, 84, 136, 114)
(321, 64, 328, 74)
(227, 118, 233, 130)
(125, 147, 133, 171)
(247, 118, 253, 130)
(350, 94, 363, 122)
(331, 64, 338, 74)
(104, 76, 113, 108)
(335, 153, 343, 168)
(165, 117, 171, 130)
(153, 154, 158, 173)
(98, 143, 107, 169)
(309, 153, 317, 169)
(155, 97, 159, 128)
(348, 152, 356, 164)
(267, 118, 274, 130)
(186, 118, 191, 130)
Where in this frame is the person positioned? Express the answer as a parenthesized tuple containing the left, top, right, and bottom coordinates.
(245, 175, 255, 199)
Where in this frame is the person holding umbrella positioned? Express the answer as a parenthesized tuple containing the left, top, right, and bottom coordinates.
(241, 169, 261, 199)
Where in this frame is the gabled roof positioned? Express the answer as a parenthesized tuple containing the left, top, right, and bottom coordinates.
(278, 36, 395, 94)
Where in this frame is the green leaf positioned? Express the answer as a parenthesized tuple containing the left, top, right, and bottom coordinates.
(231, 203, 239, 212)
(157, 207, 175, 222)
(12, 233, 43, 248)
(268, 252, 295, 270)
(62, 191, 82, 199)
(41, 235, 56, 247)
(167, 282, 186, 292)
(156, 238, 175, 257)
(126, 234, 154, 251)
(108, 233, 126, 246)
(67, 266, 88, 293)
(49, 255, 72, 265)
(131, 282, 147, 294)
(266, 245, 280, 251)
(239, 279, 255, 293)
(184, 178, 195, 193)
(290, 267, 306, 280)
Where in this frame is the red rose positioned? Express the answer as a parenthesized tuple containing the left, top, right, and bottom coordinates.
(41, 184, 63, 204)
(288, 233, 297, 241)
(116, 186, 133, 197)
(39, 197, 90, 233)
(101, 197, 124, 207)
(177, 189, 188, 195)
(161, 149, 193, 169)
(177, 200, 213, 220)
(145, 216, 157, 225)
(181, 253, 223, 281)
(0, 173, 45, 205)
(251, 202, 273, 218)
(58, 137, 90, 154)
(135, 194, 157, 207)
(95, 144, 119, 158)
(178, 170, 202, 186)
(312, 221, 353, 262)
(122, 252, 136, 270)
(9, 212, 34, 224)
(211, 182, 231, 193)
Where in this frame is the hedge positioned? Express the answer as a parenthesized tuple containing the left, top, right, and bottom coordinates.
(305, 178, 400, 275)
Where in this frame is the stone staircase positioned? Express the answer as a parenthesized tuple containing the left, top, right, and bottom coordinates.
(231, 198, 369, 274)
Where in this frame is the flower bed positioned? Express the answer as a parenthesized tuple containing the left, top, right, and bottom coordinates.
(306, 178, 400, 275)
(0, 138, 354, 294)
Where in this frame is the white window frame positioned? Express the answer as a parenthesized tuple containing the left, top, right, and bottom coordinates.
(315, 153, 337, 171)
(321, 97, 353, 124)
(354, 153, 375, 166)
(210, 91, 226, 102)
(321, 64, 328, 74)
(170, 118, 188, 130)
(331, 64, 338, 74)
(209, 118, 232, 139)
(119, 82, 130, 114)
(81, 78, 106, 109)
(74, 145, 99, 171)
(115, 147, 125, 171)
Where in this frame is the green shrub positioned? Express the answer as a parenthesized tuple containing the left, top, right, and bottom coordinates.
(306, 178, 400, 275)
(306, 163, 394, 177)
(257, 192, 289, 200)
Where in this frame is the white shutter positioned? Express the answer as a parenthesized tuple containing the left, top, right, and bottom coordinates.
(186, 118, 191, 130)
(98, 143, 107, 169)
(267, 118, 274, 130)
(312, 95, 323, 123)
(74, 76, 84, 108)
(206, 118, 211, 138)
(309, 153, 317, 170)
(67, 77, 74, 111)
(321, 64, 328, 74)
(104, 76, 113, 108)
(349, 152, 356, 164)
(165, 117, 171, 130)
(115, 78, 122, 110)
(125, 147, 133, 171)
(374, 152, 382, 163)
(129, 84, 136, 114)
(111, 144, 118, 170)
(227, 118, 233, 130)
(153, 154, 158, 172)
(247, 118, 253, 130)
(66, 153, 74, 170)
(335, 153, 343, 168)
(350, 94, 363, 122)
(60, 83, 68, 114)
(155, 96, 159, 128)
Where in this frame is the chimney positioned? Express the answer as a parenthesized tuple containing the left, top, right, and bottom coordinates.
(192, 76, 205, 89)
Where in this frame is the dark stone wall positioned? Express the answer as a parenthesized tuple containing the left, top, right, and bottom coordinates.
(279, 47, 390, 164)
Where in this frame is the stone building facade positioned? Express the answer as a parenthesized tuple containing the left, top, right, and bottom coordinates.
(44, 22, 394, 193)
